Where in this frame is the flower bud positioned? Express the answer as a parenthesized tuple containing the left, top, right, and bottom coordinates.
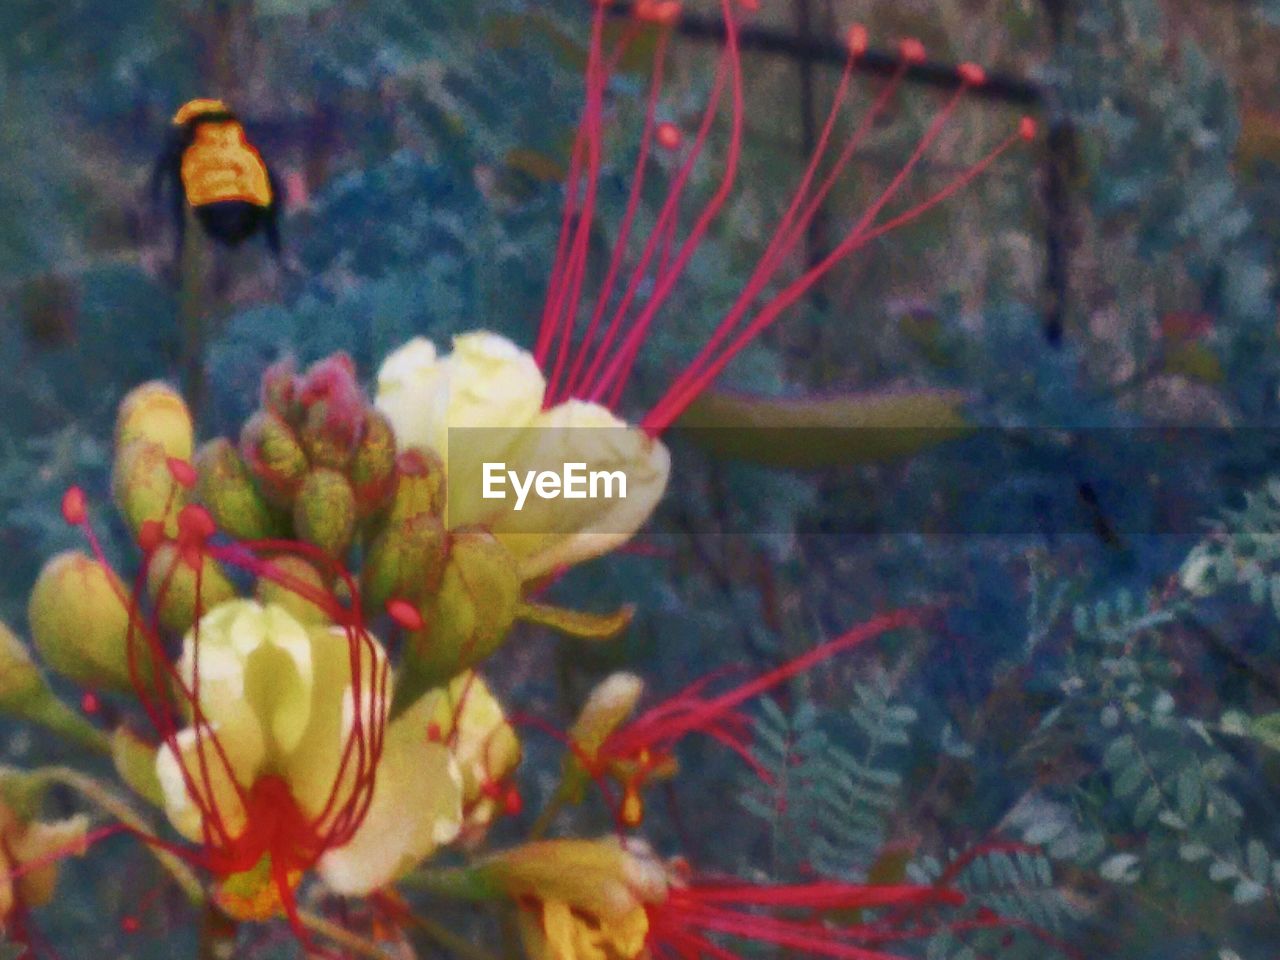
(362, 513, 447, 611)
(386, 449, 447, 525)
(569, 673, 644, 758)
(194, 438, 286, 541)
(112, 726, 165, 808)
(113, 439, 186, 538)
(28, 551, 136, 692)
(240, 409, 309, 506)
(297, 354, 365, 469)
(116, 381, 194, 461)
(349, 410, 399, 517)
(146, 543, 237, 635)
(397, 529, 520, 706)
(293, 468, 357, 558)
(260, 357, 300, 419)
(0, 619, 46, 714)
(255, 554, 331, 625)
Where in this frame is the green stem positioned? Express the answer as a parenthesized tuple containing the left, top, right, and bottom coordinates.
(197, 903, 238, 960)
(24, 693, 111, 755)
(405, 913, 503, 960)
(399, 865, 501, 903)
(30, 765, 204, 904)
(528, 784, 570, 840)
(297, 909, 397, 960)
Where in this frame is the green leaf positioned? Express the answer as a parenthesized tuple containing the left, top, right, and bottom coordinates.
(674, 388, 971, 468)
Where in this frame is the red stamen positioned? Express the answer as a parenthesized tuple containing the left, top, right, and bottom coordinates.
(656, 121, 682, 151)
(386, 598, 424, 631)
(81, 692, 100, 715)
(956, 62, 986, 86)
(166, 457, 197, 489)
(61, 486, 87, 526)
(899, 38, 926, 64)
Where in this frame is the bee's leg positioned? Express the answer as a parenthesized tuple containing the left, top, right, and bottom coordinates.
(265, 168, 284, 258)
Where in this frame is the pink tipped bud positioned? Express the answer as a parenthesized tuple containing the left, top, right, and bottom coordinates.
(845, 24, 868, 58)
(260, 357, 299, 418)
(167, 457, 197, 490)
(957, 62, 986, 86)
(900, 38, 926, 64)
(387, 598, 424, 631)
(61, 486, 87, 526)
(656, 122, 682, 151)
(1019, 116, 1038, 141)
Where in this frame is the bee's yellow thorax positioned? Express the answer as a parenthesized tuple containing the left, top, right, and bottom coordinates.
(180, 121, 272, 208)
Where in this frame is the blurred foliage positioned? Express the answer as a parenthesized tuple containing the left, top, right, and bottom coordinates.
(4, 0, 1280, 958)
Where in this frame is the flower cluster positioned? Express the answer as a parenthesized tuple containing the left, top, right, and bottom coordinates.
(0, 1, 1042, 957)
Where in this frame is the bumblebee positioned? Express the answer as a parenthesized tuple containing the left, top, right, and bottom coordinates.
(153, 98, 281, 256)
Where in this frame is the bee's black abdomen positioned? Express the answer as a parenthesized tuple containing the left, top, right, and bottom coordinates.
(195, 201, 269, 247)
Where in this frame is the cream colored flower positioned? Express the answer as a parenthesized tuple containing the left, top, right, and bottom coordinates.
(154, 600, 463, 899)
(375, 333, 670, 580)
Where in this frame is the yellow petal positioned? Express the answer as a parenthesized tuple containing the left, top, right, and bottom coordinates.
(316, 726, 461, 895)
(282, 623, 388, 822)
(156, 713, 265, 843)
(11, 815, 90, 907)
(485, 400, 670, 579)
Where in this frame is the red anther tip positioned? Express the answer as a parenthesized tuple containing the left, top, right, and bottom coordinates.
(426, 722, 443, 743)
(845, 24, 868, 57)
(81, 692, 100, 715)
(656, 122, 682, 151)
(178, 503, 216, 539)
(1019, 116, 1038, 141)
(899, 38, 926, 64)
(121, 916, 141, 934)
(166, 457, 198, 489)
(957, 62, 986, 86)
(481, 779, 502, 800)
(737, 0, 760, 11)
(503, 787, 523, 816)
(61, 486, 87, 526)
(386, 598, 424, 631)
(137, 520, 165, 555)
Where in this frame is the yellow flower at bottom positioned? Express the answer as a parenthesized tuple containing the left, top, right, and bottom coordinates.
(519, 899, 650, 960)
(485, 837, 668, 960)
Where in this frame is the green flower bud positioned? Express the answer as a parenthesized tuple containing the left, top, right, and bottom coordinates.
(349, 410, 399, 517)
(293, 468, 356, 558)
(112, 727, 165, 808)
(386, 449, 446, 527)
(0, 620, 46, 714)
(395, 529, 520, 710)
(28, 551, 137, 692)
(146, 543, 238, 636)
(362, 513, 447, 611)
(116, 381, 194, 461)
(240, 410, 308, 507)
(255, 554, 331, 625)
(194, 438, 286, 541)
(113, 439, 185, 538)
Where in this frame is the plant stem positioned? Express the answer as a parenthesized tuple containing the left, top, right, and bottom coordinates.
(297, 909, 397, 960)
(33, 765, 204, 903)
